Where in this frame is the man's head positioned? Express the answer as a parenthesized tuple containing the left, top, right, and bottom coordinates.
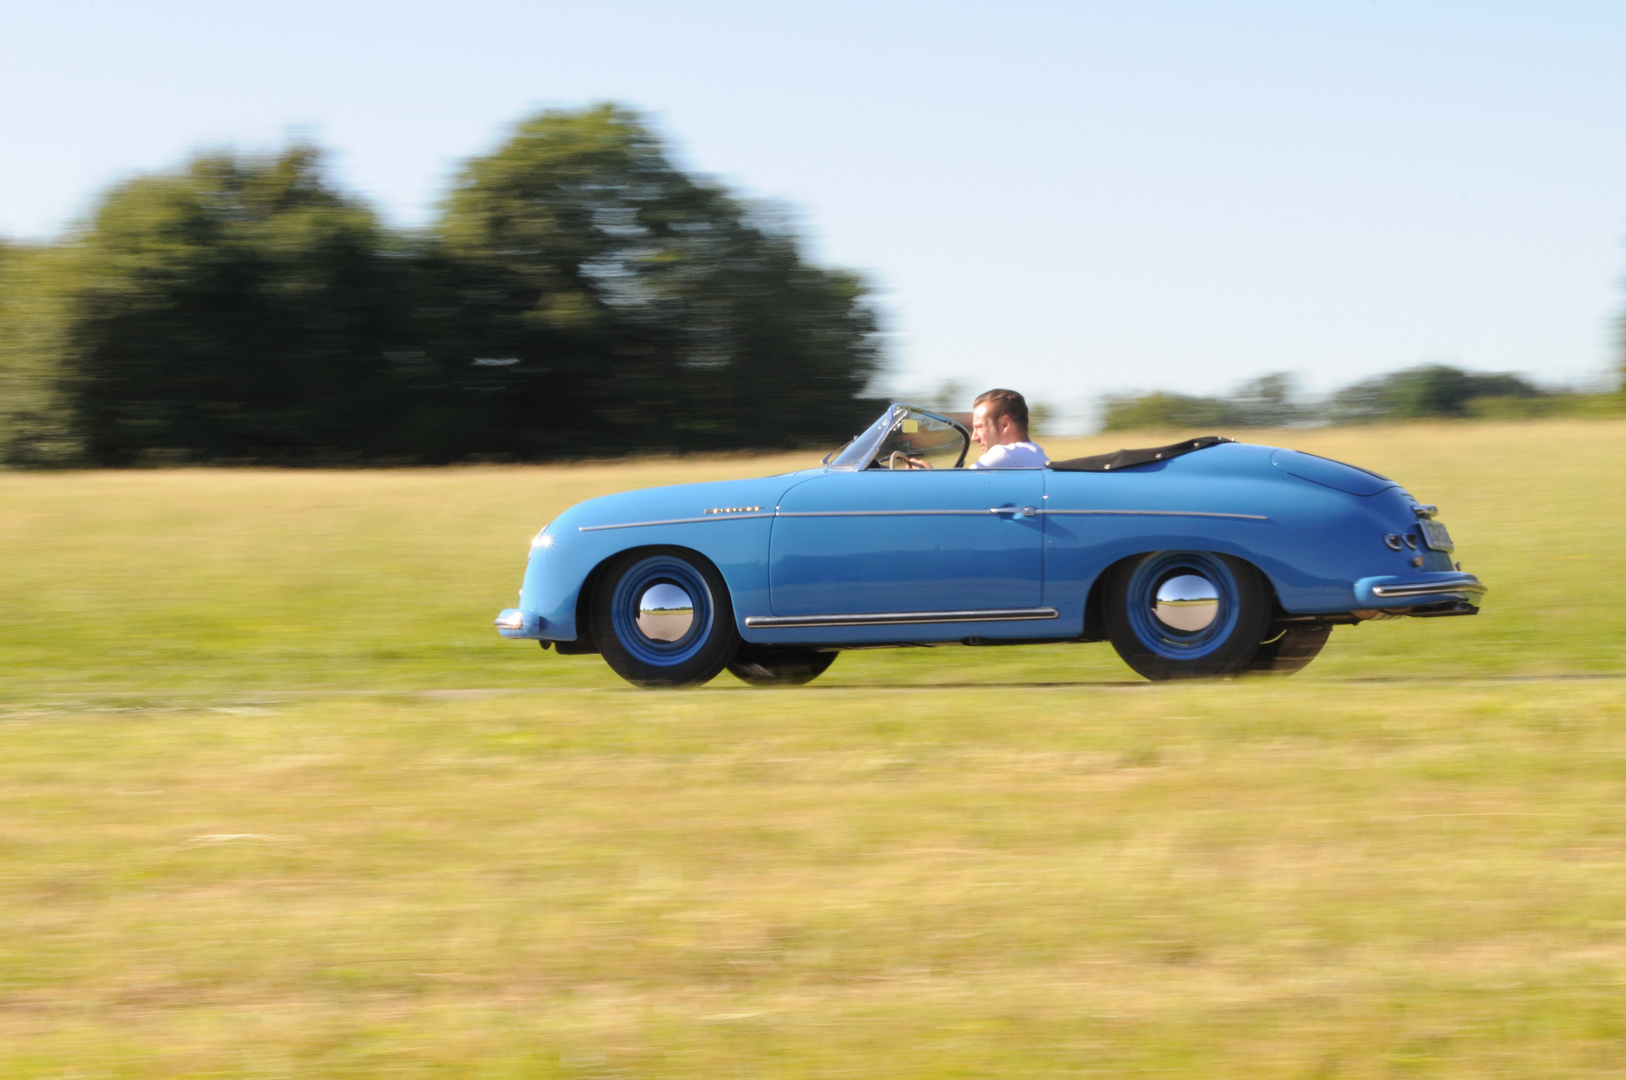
(971, 388, 1030, 450)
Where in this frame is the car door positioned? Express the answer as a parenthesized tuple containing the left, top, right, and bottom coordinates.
(768, 469, 1046, 616)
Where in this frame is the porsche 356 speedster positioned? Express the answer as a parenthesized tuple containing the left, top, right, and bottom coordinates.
(495, 403, 1485, 687)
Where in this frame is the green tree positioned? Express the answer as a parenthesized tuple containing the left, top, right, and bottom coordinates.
(11, 106, 884, 465)
(1226, 372, 1310, 426)
(439, 104, 883, 456)
(65, 146, 453, 463)
(1326, 364, 1545, 423)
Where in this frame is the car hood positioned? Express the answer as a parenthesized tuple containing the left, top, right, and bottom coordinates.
(549, 472, 820, 532)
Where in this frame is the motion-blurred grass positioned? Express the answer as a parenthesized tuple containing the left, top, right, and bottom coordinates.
(1, 419, 1621, 697)
(2, 420, 1625, 1077)
(5, 684, 1626, 1077)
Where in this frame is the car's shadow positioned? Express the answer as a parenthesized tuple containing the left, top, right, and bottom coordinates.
(712, 672, 1626, 692)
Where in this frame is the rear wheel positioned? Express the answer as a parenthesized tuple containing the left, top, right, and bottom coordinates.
(1104, 551, 1271, 680)
(728, 648, 838, 687)
(592, 548, 739, 688)
(1248, 624, 1331, 675)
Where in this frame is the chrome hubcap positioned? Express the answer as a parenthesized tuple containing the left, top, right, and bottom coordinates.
(1152, 573, 1220, 633)
(636, 583, 695, 642)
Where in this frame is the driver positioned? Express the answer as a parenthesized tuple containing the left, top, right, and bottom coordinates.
(968, 388, 1048, 469)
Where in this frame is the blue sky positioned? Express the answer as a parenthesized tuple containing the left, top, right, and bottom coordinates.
(3, 0, 1624, 427)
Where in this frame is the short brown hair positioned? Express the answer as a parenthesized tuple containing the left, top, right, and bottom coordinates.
(973, 388, 1029, 432)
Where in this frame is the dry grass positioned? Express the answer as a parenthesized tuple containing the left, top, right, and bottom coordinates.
(3, 682, 1626, 1076)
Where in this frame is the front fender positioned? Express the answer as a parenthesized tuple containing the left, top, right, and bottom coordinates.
(513, 473, 815, 640)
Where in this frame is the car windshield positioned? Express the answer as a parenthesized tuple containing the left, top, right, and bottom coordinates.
(827, 405, 970, 470)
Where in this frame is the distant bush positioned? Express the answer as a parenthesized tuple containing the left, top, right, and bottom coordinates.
(1100, 373, 1310, 432)
(1100, 392, 1240, 431)
(0, 243, 82, 465)
(1468, 388, 1626, 419)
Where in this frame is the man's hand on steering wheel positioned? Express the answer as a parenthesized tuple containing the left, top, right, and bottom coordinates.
(887, 450, 932, 470)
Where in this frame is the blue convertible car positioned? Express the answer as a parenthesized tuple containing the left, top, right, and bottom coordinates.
(495, 404, 1485, 686)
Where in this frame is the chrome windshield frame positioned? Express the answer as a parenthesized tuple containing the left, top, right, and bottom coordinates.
(826, 404, 971, 471)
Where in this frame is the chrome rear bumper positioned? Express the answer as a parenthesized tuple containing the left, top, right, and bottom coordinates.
(1353, 571, 1487, 612)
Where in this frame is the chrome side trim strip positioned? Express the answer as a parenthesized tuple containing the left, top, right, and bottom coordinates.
(579, 513, 772, 532)
(1043, 509, 1270, 522)
(774, 509, 1001, 518)
(582, 507, 1267, 531)
(744, 607, 1060, 629)
(777, 509, 1267, 520)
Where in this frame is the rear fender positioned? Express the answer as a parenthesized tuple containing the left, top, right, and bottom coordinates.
(1080, 550, 1286, 640)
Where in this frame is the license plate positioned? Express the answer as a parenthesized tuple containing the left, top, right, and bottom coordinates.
(1419, 519, 1454, 552)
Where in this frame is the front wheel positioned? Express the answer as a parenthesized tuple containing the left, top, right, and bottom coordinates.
(592, 548, 739, 688)
(1103, 551, 1271, 680)
(728, 648, 838, 687)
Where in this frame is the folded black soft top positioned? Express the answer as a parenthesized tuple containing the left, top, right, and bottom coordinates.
(1048, 435, 1234, 473)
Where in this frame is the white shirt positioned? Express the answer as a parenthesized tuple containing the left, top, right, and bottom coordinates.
(968, 441, 1049, 469)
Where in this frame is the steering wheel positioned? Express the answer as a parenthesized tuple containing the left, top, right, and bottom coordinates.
(887, 451, 930, 470)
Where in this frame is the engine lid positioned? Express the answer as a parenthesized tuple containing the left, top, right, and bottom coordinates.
(1270, 449, 1396, 496)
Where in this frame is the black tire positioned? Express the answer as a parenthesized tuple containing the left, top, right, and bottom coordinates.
(1103, 551, 1271, 681)
(727, 648, 838, 687)
(591, 548, 740, 688)
(1248, 624, 1331, 676)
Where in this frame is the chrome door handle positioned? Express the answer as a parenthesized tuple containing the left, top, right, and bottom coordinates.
(991, 506, 1038, 518)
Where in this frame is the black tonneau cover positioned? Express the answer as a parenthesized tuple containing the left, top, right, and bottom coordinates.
(1049, 436, 1234, 473)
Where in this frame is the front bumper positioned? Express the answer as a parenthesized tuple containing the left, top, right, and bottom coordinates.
(1353, 571, 1487, 614)
(494, 608, 546, 640)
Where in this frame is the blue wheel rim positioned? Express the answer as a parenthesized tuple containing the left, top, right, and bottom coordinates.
(609, 556, 716, 667)
(1122, 552, 1241, 660)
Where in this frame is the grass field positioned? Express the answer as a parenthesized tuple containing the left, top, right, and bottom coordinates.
(2, 420, 1624, 1076)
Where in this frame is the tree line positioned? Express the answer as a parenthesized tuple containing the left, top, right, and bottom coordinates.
(0, 105, 884, 465)
(1100, 366, 1626, 433)
(5, 103, 1623, 464)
